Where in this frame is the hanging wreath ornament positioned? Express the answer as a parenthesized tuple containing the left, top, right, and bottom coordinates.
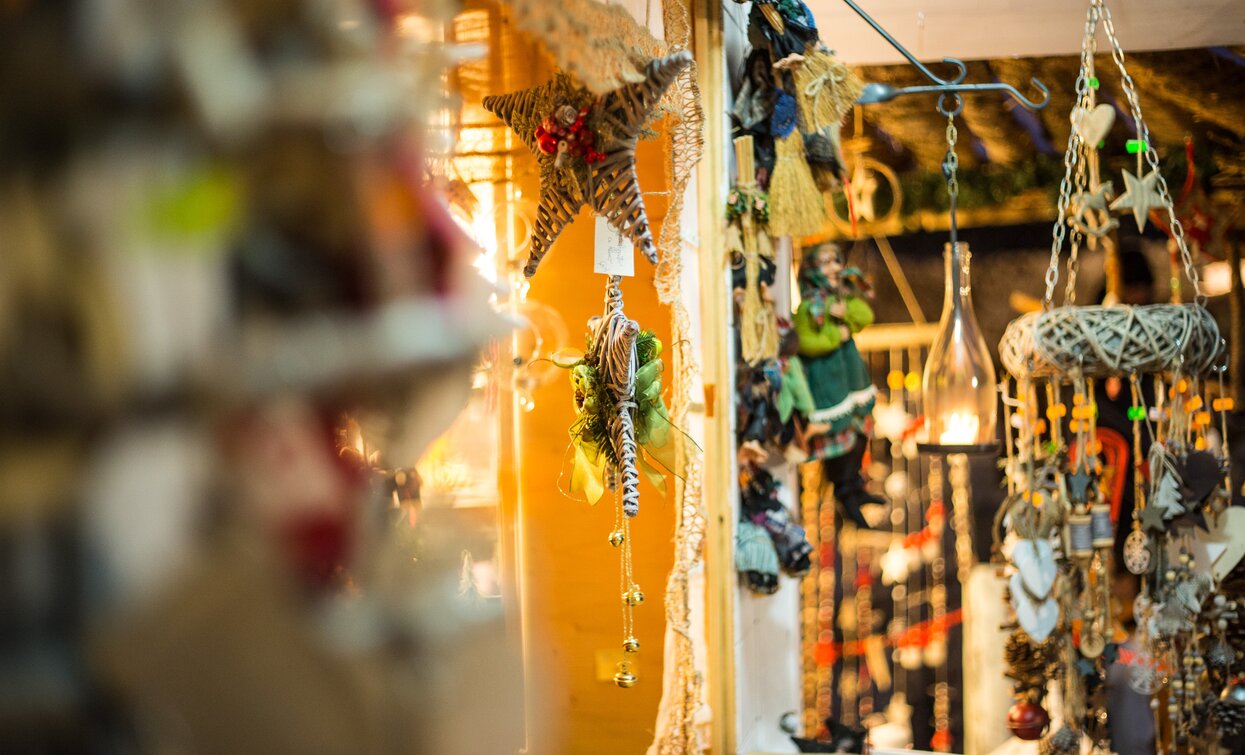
(483, 51, 692, 278)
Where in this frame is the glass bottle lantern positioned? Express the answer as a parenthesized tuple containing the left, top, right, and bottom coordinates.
(919, 241, 998, 452)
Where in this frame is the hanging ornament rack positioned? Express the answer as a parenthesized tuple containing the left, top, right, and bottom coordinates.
(997, 0, 1223, 380)
(837, 0, 1050, 112)
(995, 1, 1237, 752)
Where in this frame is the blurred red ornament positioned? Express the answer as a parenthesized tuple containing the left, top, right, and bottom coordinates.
(930, 728, 953, 752)
(281, 511, 352, 590)
(1007, 701, 1050, 740)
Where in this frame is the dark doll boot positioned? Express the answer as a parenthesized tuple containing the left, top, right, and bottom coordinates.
(822, 436, 884, 529)
(736, 519, 781, 594)
(761, 509, 814, 575)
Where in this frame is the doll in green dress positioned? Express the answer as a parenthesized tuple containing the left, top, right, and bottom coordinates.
(794, 243, 884, 527)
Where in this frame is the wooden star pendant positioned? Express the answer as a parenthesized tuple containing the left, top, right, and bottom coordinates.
(483, 51, 692, 278)
(1139, 502, 1168, 534)
(1066, 466, 1096, 505)
(1109, 169, 1163, 232)
(849, 162, 878, 223)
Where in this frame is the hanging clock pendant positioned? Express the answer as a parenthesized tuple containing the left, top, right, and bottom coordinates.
(1080, 628, 1106, 659)
(1124, 528, 1153, 575)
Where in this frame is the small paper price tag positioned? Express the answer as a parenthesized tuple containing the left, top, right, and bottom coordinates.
(593, 216, 634, 277)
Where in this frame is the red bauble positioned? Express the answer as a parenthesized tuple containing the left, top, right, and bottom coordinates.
(535, 129, 559, 155)
(1007, 702, 1050, 741)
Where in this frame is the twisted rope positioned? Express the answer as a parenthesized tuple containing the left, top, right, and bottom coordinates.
(589, 276, 642, 517)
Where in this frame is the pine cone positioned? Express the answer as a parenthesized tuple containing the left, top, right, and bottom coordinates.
(1210, 698, 1245, 738)
(1005, 630, 1057, 693)
(1038, 726, 1080, 755)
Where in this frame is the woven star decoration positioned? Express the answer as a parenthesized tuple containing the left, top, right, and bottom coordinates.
(849, 162, 879, 223)
(483, 51, 693, 278)
(1109, 169, 1163, 232)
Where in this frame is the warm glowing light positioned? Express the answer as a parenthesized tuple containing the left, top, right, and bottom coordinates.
(939, 412, 980, 446)
(920, 242, 996, 451)
(1201, 260, 1245, 298)
(395, 13, 440, 41)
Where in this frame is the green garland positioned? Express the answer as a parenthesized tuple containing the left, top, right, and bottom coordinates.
(566, 330, 679, 502)
(897, 154, 1065, 214)
(727, 185, 771, 225)
(856, 148, 1221, 219)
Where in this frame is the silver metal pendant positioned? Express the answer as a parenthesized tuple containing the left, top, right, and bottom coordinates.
(1124, 529, 1152, 575)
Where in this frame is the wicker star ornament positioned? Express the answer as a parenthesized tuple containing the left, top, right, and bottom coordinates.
(483, 51, 692, 278)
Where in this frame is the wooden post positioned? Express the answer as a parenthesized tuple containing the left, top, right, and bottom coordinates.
(695, 0, 737, 751)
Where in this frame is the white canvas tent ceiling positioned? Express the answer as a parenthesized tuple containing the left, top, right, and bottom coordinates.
(806, 0, 1245, 64)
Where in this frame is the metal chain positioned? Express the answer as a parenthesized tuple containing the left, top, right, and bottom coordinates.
(1097, 0, 1205, 306)
(1043, 1, 1099, 309)
(944, 115, 959, 200)
(1065, 148, 1091, 305)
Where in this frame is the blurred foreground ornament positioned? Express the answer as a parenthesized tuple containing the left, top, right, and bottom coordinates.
(1007, 702, 1050, 741)
(483, 52, 692, 278)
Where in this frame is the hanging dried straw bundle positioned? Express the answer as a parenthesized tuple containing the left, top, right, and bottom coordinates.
(730, 136, 779, 364)
(791, 45, 862, 135)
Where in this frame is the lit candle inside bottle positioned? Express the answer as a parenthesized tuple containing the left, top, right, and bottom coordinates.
(939, 412, 980, 446)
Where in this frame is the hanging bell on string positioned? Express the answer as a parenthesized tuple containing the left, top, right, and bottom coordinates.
(608, 529, 625, 547)
(623, 637, 640, 653)
(614, 662, 638, 688)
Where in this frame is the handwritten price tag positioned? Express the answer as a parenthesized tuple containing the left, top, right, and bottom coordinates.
(593, 216, 634, 277)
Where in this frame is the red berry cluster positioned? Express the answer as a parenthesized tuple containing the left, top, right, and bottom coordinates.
(535, 106, 605, 164)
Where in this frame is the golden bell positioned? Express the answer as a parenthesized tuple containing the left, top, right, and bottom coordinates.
(608, 530, 625, 548)
(614, 670, 638, 688)
(624, 588, 645, 606)
(623, 637, 640, 653)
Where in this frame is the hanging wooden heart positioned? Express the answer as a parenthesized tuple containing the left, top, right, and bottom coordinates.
(1012, 538, 1057, 600)
(1072, 103, 1115, 146)
(483, 52, 692, 278)
(1010, 573, 1059, 642)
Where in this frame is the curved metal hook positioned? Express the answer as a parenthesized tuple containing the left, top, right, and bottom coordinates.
(858, 78, 1051, 111)
(938, 57, 968, 86)
(1007, 76, 1051, 111)
(839, 0, 1052, 112)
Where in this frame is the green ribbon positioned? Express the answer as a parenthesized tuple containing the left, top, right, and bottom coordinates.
(563, 351, 690, 503)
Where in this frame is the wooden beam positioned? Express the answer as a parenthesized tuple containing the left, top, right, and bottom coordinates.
(807, 0, 1245, 65)
(1124, 49, 1245, 138)
(694, 1, 738, 753)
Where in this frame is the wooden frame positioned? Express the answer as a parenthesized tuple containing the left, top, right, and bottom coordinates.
(693, 0, 737, 751)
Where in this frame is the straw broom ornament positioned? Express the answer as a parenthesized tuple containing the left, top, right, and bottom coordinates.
(483, 52, 692, 279)
(768, 131, 826, 238)
(728, 135, 779, 364)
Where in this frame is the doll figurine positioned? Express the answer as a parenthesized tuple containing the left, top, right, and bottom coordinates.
(793, 243, 883, 527)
